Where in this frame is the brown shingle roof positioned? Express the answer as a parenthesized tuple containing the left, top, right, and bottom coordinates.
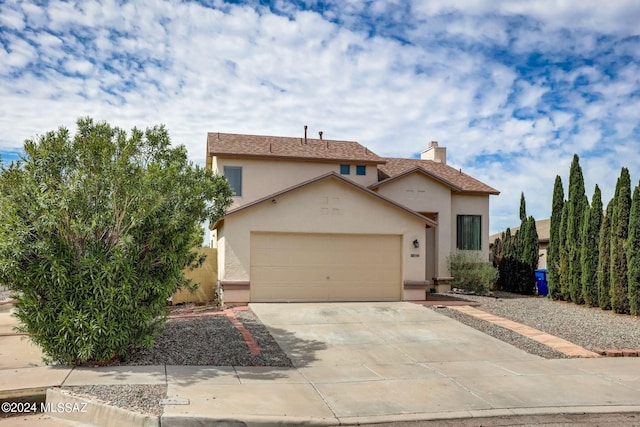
(207, 132, 385, 164)
(489, 218, 550, 243)
(375, 158, 500, 195)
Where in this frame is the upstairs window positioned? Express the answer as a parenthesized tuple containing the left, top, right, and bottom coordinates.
(340, 164, 350, 175)
(456, 215, 481, 250)
(356, 165, 366, 176)
(223, 166, 242, 196)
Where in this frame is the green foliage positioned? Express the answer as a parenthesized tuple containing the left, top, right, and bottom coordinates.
(493, 194, 538, 295)
(558, 203, 570, 300)
(519, 192, 526, 222)
(627, 183, 640, 315)
(567, 154, 589, 304)
(447, 250, 497, 294)
(547, 175, 564, 300)
(597, 202, 613, 310)
(610, 168, 631, 314)
(0, 118, 233, 365)
(581, 185, 602, 307)
(522, 216, 539, 270)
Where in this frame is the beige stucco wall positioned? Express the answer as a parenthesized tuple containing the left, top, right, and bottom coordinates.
(171, 247, 218, 303)
(217, 177, 427, 288)
(213, 157, 378, 208)
(451, 194, 491, 261)
(373, 172, 453, 278)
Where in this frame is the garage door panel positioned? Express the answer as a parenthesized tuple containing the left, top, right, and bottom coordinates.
(250, 232, 402, 302)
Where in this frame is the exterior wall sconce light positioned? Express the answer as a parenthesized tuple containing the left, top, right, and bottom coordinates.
(413, 239, 420, 249)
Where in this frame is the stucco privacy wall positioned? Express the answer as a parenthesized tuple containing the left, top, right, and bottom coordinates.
(218, 176, 428, 288)
(171, 247, 217, 303)
(372, 172, 453, 278)
(451, 194, 491, 260)
(213, 157, 378, 208)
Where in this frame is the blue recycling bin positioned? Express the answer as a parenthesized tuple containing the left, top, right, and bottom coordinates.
(535, 269, 548, 296)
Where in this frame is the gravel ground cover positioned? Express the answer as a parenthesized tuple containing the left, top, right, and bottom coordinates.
(126, 308, 292, 367)
(434, 291, 640, 356)
(60, 385, 167, 417)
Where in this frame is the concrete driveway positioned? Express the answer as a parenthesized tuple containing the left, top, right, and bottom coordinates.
(249, 302, 640, 425)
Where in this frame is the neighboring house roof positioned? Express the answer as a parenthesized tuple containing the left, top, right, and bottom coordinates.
(211, 171, 438, 230)
(374, 158, 500, 195)
(489, 218, 550, 244)
(208, 132, 386, 164)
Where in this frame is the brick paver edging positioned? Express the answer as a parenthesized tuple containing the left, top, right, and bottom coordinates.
(449, 305, 601, 358)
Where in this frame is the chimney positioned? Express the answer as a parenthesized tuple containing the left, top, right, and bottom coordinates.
(420, 140, 446, 164)
(304, 125, 308, 144)
(319, 131, 323, 140)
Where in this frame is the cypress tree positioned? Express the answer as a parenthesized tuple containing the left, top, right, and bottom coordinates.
(598, 201, 613, 310)
(500, 228, 517, 292)
(491, 237, 502, 268)
(519, 192, 527, 222)
(581, 185, 602, 307)
(627, 183, 640, 315)
(558, 203, 570, 300)
(521, 216, 539, 294)
(567, 155, 589, 304)
(610, 168, 631, 314)
(548, 176, 564, 300)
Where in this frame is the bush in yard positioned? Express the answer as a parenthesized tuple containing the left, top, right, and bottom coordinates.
(0, 118, 233, 365)
(447, 250, 497, 294)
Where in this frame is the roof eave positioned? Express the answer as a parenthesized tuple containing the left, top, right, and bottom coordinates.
(210, 152, 386, 164)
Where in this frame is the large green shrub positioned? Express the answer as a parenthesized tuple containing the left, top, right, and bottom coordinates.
(0, 118, 233, 365)
(447, 251, 497, 294)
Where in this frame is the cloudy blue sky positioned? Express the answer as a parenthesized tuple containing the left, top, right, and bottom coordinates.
(1, 0, 639, 235)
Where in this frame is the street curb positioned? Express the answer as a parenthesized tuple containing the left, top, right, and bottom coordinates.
(46, 387, 159, 427)
(335, 406, 640, 425)
(160, 414, 337, 426)
(0, 388, 46, 405)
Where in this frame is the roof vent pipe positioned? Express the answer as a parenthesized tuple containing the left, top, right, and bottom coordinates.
(304, 125, 308, 144)
(319, 131, 323, 140)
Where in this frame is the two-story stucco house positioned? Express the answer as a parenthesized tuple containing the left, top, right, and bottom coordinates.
(207, 131, 499, 303)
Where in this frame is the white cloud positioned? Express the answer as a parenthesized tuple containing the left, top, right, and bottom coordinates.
(0, 1, 25, 31)
(1, 0, 640, 236)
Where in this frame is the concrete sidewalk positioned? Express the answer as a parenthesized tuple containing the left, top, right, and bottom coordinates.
(2, 302, 640, 426)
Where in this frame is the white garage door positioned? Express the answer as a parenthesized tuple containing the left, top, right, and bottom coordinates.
(250, 232, 402, 302)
